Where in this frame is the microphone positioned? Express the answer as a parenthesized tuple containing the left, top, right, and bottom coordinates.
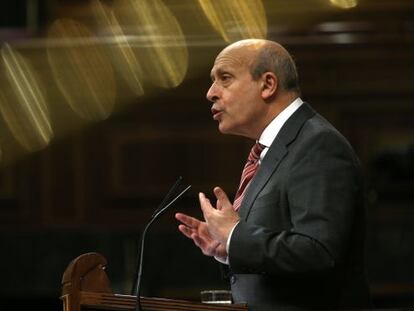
(132, 178, 192, 311)
(151, 176, 183, 218)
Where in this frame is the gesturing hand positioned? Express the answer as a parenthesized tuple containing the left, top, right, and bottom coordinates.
(175, 212, 227, 260)
(199, 187, 240, 245)
(175, 187, 239, 261)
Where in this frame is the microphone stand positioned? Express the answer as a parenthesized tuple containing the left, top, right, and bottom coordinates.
(132, 184, 192, 311)
(131, 176, 182, 296)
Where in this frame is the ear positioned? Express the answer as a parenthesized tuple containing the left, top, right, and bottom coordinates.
(260, 72, 277, 100)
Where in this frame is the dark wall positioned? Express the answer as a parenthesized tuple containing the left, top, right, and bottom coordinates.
(1, 0, 414, 310)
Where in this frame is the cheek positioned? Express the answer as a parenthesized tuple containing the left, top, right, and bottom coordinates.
(235, 96, 254, 116)
(223, 86, 256, 119)
(226, 100, 244, 120)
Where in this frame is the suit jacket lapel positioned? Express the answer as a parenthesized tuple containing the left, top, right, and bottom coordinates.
(238, 102, 316, 220)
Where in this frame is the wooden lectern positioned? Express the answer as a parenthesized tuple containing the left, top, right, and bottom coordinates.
(61, 252, 248, 311)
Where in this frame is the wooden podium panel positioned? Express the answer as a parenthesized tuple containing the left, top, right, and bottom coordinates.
(61, 252, 248, 311)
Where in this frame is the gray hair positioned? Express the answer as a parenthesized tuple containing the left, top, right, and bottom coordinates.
(250, 42, 300, 94)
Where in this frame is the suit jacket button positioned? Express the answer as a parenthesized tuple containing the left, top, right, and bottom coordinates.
(230, 275, 236, 284)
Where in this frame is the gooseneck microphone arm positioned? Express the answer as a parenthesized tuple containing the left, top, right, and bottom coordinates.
(132, 184, 192, 311)
(151, 176, 183, 218)
(131, 176, 183, 297)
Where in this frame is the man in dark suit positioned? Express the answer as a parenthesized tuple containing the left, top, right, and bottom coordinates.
(175, 39, 371, 310)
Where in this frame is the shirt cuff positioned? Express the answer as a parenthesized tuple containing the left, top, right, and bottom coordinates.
(214, 255, 229, 265)
(214, 221, 239, 265)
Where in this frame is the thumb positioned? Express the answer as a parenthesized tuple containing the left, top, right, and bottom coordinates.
(213, 187, 231, 210)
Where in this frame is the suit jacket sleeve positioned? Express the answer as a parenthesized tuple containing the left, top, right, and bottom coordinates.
(228, 126, 362, 277)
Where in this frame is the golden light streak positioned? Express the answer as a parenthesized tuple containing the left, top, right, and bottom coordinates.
(92, 0, 145, 96)
(47, 18, 116, 121)
(110, 0, 188, 88)
(0, 44, 53, 152)
(198, 0, 267, 42)
(330, 0, 358, 9)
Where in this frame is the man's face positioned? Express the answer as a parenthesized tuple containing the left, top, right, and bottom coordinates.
(206, 47, 266, 139)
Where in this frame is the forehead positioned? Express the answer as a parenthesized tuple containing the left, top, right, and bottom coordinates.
(210, 47, 255, 77)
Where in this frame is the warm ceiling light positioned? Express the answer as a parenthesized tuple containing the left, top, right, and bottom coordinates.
(198, 0, 267, 42)
(330, 0, 358, 9)
(92, 0, 145, 96)
(47, 18, 117, 121)
(113, 0, 188, 89)
(0, 43, 53, 152)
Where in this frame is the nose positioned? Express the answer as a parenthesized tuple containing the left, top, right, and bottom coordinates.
(206, 82, 219, 103)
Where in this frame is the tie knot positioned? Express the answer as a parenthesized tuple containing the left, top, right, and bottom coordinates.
(248, 142, 265, 163)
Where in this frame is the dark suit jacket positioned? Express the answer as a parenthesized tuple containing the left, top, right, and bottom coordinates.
(228, 103, 371, 311)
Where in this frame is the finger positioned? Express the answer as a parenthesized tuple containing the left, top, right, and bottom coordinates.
(178, 224, 195, 239)
(216, 192, 223, 210)
(216, 199, 222, 210)
(213, 187, 232, 210)
(199, 192, 214, 217)
(175, 213, 201, 228)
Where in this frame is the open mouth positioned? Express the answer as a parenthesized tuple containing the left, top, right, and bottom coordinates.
(211, 108, 222, 119)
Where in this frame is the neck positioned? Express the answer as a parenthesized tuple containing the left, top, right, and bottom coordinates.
(253, 91, 298, 139)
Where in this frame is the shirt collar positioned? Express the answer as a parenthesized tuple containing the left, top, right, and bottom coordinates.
(258, 97, 304, 148)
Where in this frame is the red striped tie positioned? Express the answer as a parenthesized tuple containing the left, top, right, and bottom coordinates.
(233, 142, 265, 211)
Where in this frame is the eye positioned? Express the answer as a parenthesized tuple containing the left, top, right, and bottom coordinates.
(220, 74, 231, 82)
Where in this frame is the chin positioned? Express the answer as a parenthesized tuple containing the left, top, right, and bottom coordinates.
(218, 122, 230, 134)
(219, 124, 252, 139)
(218, 124, 237, 136)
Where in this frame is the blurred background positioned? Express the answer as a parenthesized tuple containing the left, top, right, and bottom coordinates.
(0, 0, 413, 309)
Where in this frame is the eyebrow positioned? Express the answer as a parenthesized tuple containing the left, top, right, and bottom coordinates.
(210, 67, 232, 80)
